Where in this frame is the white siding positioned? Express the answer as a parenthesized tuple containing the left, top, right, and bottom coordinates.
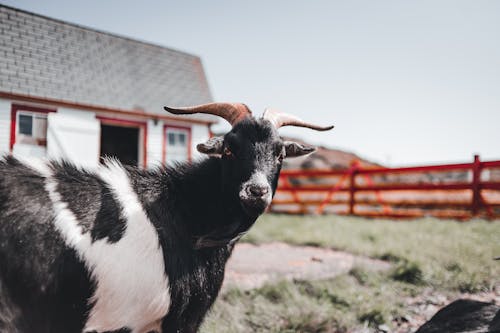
(47, 107, 100, 168)
(57, 107, 96, 118)
(0, 99, 11, 154)
(147, 119, 164, 167)
(191, 124, 210, 161)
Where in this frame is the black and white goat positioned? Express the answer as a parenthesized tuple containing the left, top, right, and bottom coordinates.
(0, 103, 333, 333)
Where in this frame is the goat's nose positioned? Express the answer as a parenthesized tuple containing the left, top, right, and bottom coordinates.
(247, 184, 269, 197)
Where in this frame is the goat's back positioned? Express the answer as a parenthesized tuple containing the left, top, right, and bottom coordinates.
(0, 156, 95, 333)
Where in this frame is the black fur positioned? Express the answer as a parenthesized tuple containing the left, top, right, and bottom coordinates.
(0, 118, 296, 332)
(129, 160, 235, 332)
(52, 161, 127, 243)
(88, 329, 132, 333)
(416, 299, 500, 333)
(0, 156, 94, 333)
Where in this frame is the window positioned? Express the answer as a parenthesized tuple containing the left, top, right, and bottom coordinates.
(10, 104, 55, 157)
(164, 127, 190, 165)
(168, 132, 176, 145)
(16, 112, 49, 146)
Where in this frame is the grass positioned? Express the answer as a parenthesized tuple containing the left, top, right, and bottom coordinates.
(243, 214, 500, 291)
(202, 269, 421, 333)
(200, 215, 500, 333)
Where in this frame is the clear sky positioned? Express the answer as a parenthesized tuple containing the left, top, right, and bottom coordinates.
(2, 0, 499, 166)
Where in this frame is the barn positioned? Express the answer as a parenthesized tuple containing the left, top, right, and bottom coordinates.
(0, 4, 216, 168)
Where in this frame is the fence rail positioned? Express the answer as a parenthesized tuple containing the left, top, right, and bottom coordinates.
(270, 155, 500, 219)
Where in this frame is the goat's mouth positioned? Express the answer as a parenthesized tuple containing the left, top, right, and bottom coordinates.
(239, 187, 272, 217)
(240, 196, 271, 217)
(239, 176, 272, 216)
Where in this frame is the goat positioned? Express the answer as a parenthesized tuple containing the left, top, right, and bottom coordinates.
(0, 103, 333, 333)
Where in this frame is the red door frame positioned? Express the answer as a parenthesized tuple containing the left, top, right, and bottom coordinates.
(10, 104, 57, 152)
(163, 124, 192, 165)
(97, 116, 148, 168)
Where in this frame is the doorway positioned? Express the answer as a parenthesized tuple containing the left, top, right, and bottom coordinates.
(100, 124, 139, 166)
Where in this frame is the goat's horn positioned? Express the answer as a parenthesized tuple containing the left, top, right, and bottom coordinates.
(164, 103, 252, 126)
(263, 108, 334, 131)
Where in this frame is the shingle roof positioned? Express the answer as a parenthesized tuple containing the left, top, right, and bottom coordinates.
(0, 4, 216, 122)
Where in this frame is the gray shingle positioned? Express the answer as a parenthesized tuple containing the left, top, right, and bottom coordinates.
(0, 4, 215, 122)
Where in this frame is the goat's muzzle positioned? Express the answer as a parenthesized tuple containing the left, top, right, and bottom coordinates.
(239, 177, 272, 216)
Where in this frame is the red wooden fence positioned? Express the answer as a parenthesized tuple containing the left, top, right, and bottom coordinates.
(270, 155, 500, 220)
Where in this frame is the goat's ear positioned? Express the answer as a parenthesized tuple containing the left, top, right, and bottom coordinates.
(197, 137, 224, 155)
(284, 141, 316, 158)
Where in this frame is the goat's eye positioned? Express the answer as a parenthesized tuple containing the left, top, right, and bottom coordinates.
(223, 147, 233, 157)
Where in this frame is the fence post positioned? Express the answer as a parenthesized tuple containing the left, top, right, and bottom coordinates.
(471, 154, 481, 216)
(349, 161, 359, 215)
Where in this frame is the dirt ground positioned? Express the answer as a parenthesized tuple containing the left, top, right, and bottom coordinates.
(223, 242, 390, 290)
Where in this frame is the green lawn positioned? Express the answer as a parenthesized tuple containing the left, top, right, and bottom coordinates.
(201, 215, 500, 333)
(244, 215, 500, 292)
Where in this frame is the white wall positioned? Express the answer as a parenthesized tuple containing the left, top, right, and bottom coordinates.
(1, 98, 212, 168)
(190, 124, 210, 162)
(47, 107, 100, 168)
(149, 121, 211, 166)
(146, 119, 164, 167)
(0, 99, 11, 154)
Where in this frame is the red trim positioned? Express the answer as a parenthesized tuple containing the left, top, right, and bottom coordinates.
(10, 104, 56, 152)
(0, 91, 216, 125)
(97, 116, 148, 168)
(482, 160, 500, 168)
(162, 124, 192, 165)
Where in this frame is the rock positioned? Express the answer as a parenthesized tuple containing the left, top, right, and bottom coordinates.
(415, 299, 500, 333)
(377, 324, 390, 332)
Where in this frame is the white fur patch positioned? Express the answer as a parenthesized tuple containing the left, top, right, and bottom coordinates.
(24, 158, 171, 333)
(15, 156, 53, 177)
(239, 171, 272, 206)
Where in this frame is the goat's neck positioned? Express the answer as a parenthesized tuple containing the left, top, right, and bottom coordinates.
(166, 158, 255, 243)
